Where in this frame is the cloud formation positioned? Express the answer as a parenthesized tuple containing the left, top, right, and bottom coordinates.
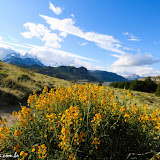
(123, 32, 140, 41)
(49, 2, 62, 15)
(40, 15, 126, 54)
(109, 52, 160, 77)
(111, 53, 159, 67)
(28, 46, 105, 70)
(110, 65, 160, 77)
(0, 41, 105, 71)
(79, 42, 88, 46)
(21, 23, 62, 48)
(0, 41, 32, 49)
(135, 67, 160, 77)
(29, 46, 95, 63)
(0, 42, 23, 59)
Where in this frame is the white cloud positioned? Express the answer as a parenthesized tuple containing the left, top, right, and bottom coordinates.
(21, 23, 62, 48)
(123, 32, 129, 35)
(109, 66, 135, 76)
(123, 32, 140, 41)
(79, 42, 88, 46)
(40, 15, 126, 54)
(128, 35, 140, 41)
(0, 41, 32, 49)
(110, 66, 160, 77)
(111, 53, 159, 67)
(49, 2, 62, 15)
(29, 46, 104, 70)
(59, 32, 68, 38)
(0, 42, 25, 59)
(29, 46, 95, 64)
(97, 43, 125, 54)
(71, 14, 74, 18)
(21, 23, 49, 39)
(122, 46, 134, 51)
(109, 52, 160, 77)
(135, 67, 160, 77)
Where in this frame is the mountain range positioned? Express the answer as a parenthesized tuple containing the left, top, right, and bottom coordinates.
(89, 70, 127, 82)
(2, 53, 128, 82)
(3, 53, 44, 66)
(124, 74, 142, 80)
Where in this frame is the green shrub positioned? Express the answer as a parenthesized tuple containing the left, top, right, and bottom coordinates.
(17, 74, 31, 82)
(124, 81, 131, 89)
(144, 77, 157, 93)
(155, 84, 160, 96)
(129, 80, 145, 92)
(118, 82, 125, 88)
(0, 70, 8, 79)
(109, 82, 119, 88)
(20, 67, 35, 76)
(129, 78, 157, 93)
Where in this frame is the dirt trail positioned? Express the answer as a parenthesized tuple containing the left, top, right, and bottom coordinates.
(0, 102, 26, 127)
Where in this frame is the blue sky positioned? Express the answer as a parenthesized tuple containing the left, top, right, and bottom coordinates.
(0, 0, 160, 77)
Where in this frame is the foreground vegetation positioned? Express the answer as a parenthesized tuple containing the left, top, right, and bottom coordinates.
(0, 84, 159, 159)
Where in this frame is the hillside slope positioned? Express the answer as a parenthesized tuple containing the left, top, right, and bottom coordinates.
(0, 60, 69, 106)
(19, 65, 98, 82)
(89, 70, 128, 82)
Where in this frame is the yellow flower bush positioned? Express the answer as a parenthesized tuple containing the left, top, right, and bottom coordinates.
(0, 84, 159, 159)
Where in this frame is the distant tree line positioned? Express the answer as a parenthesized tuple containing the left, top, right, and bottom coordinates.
(109, 77, 160, 96)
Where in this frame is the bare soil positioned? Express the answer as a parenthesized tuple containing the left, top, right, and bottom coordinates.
(0, 101, 24, 127)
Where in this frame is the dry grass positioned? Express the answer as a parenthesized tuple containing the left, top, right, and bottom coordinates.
(108, 86, 160, 112)
(0, 61, 70, 126)
(0, 61, 69, 100)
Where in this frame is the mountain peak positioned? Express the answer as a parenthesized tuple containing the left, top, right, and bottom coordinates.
(2, 53, 45, 66)
(124, 74, 142, 80)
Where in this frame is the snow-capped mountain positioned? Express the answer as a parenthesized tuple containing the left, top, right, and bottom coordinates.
(124, 74, 142, 80)
(2, 53, 44, 66)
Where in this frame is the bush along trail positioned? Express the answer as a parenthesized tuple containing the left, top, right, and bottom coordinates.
(0, 84, 160, 159)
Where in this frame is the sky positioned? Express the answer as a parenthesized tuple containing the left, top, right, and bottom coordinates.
(0, 0, 160, 77)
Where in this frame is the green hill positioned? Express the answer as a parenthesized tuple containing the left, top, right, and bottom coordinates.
(13, 64, 128, 83)
(19, 65, 98, 82)
(0, 60, 69, 106)
(2, 54, 128, 83)
(89, 70, 128, 82)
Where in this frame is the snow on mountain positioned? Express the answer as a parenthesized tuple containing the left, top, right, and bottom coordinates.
(124, 74, 142, 80)
(2, 53, 45, 66)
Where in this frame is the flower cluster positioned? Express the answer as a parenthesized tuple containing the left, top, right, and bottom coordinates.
(0, 83, 159, 159)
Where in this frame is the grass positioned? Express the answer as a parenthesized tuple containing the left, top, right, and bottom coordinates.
(108, 86, 160, 112)
(0, 61, 70, 127)
(0, 60, 70, 105)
